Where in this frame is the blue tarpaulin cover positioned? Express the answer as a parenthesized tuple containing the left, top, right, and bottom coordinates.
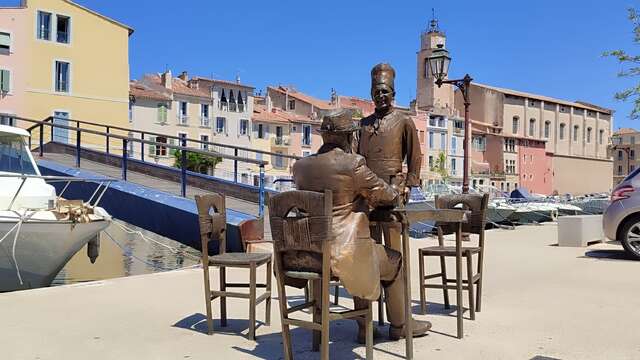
(510, 187, 531, 199)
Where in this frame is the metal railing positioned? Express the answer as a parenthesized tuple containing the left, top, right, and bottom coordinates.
(20, 116, 299, 216)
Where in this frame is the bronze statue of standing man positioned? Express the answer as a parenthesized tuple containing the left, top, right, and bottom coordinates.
(358, 63, 428, 338)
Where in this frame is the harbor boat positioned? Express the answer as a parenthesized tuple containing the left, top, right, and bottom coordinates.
(408, 187, 436, 238)
(569, 195, 610, 215)
(0, 125, 113, 291)
(507, 201, 558, 224)
(487, 199, 516, 224)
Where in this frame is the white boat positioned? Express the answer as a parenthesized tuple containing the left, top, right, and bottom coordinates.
(0, 125, 113, 291)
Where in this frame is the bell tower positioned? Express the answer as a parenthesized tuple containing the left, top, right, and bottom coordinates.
(416, 12, 455, 114)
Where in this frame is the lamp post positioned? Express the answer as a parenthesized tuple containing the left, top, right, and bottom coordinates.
(428, 44, 473, 193)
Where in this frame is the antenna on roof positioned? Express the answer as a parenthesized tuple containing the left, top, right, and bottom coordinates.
(429, 8, 440, 33)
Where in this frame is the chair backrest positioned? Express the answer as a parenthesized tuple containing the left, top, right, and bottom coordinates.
(268, 189, 332, 274)
(195, 193, 227, 255)
(434, 193, 489, 236)
(238, 217, 265, 252)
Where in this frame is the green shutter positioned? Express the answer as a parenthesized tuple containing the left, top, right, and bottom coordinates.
(148, 135, 156, 156)
(0, 70, 9, 92)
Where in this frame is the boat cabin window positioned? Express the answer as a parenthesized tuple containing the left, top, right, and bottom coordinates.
(0, 133, 37, 175)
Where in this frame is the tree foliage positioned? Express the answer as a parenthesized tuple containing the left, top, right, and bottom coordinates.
(172, 149, 222, 175)
(604, 8, 640, 119)
(431, 151, 449, 181)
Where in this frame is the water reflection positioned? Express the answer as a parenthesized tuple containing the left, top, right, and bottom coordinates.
(53, 220, 201, 286)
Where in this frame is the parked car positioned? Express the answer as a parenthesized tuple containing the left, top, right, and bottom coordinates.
(603, 167, 640, 260)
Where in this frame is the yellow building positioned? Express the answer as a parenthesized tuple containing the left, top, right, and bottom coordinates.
(1, 0, 132, 146)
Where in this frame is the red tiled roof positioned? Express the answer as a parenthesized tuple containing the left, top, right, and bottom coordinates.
(129, 80, 171, 101)
(338, 95, 375, 116)
(268, 86, 333, 110)
(191, 76, 255, 90)
(139, 74, 210, 99)
(252, 104, 320, 125)
(614, 128, 638, 135)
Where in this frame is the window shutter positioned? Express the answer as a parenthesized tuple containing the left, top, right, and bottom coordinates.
(265, 125, 270, 137)
(0, 32, 10, 49)
(149, 135, 156, 156)
(0, 70, 9, 92)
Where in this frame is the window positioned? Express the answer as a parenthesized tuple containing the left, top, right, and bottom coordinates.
(0, 132, 38, 174)
(587, 127, 592, 143)
(237, 91, 245, 112)
(216, 117, 226, 134)
(429, 131, 434, 149)
(529, 118, 535, 136)
(438, 117, 446, 127)
(178, 101, 188, 124)
(618, 150, 624, 160)
(529, 100, 536, 107)
(239, 119, 249, 136)
(258, 123, 265, 139)
(219, 89, 228, 110)
(631, 150, 636, 159)
(276, 126, 283, 143)
(451, 137, 457, 152)
(512, 116, 519, 134)
(560, 106, 566, 112)
(152, 136, 167, 157)
(302, 125, 311, 146)
(472, 136, 486, 151)
(632, 136, 636, 145)
(504, 138, 516, 152)
(440, 132, 446, 150)
(428, 155, 433, 169)
(599, 130, 604, 145)
(56, 15, 70, 43)
(559, 123, 566, 140)
(37, 11, 51, 40)
(573, 125, 579, 142)
(428, 116, 436, 127)
(0, 69, 10, 93)
(200, 104, 209, 126)
(618, 165, 623, 175)
(0, 114, 15, 126)
(274, 151, 284, 168)
(303, 151, 311, 157)
(0, 32, 10, 54)
(200, 135, 209, 150)
(157, 104, 167, 123)
(451, 158, 457, 175)
(288, 99, 295, 110)
(544, 121, 550, 138)
(177, 132, 187, 146)
(54, 61, 69, 92)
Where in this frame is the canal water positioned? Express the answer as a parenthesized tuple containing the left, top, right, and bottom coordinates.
(52, 219, 201, 286)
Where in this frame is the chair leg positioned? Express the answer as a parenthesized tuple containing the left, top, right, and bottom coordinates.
(333, 283, 339, 306)
(248, 262, 257, 340)
(418, 249, 426, 315)
(366, 301, 373, 360)
(377, 293, 384, 326)
(321, 276, 330, 360)
(219, 266, 227, 327)
(265, 260, 272, 326)
(203, 264, 213, 335)
(304, 283, 310, 303)
(476, 252, 484, 312)
(312, 279, 321, 352)
(466, 253, 475, 321)
(439, 255, 450, 309)
(276, 265, 293, 360)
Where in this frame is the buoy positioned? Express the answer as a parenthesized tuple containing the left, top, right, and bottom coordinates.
(87, 235, 100, 264)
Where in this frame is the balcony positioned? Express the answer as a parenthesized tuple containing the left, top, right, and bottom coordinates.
(271, 136, 290, 147)
(177, 114, 189, 126)
(200, 116, 210, 127)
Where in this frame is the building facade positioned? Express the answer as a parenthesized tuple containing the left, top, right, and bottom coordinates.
(0, 0, 132, 145)
(610, 128, 640, 186)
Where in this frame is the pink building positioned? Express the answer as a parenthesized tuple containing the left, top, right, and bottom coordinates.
(518, 139, 553, 195)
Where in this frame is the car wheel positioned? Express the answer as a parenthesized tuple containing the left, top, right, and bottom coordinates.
(619, 215, 640, 260)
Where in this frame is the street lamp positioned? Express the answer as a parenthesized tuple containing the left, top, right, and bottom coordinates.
(428, 44, 473, 193)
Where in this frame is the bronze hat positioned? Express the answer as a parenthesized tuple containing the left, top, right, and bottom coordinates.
(371, 63, 395, 91)
(319, 109, 359, 133)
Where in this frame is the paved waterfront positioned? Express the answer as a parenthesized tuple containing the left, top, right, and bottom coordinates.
(1, 223, 639, 359)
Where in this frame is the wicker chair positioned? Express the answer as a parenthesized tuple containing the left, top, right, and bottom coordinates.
(417, 193, 489, 326)
(269, 189, 373, 360)
(196, 194, 272, 340)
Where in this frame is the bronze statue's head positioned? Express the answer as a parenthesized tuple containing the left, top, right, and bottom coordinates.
(370, 63, 396, 113)
(319, 108, 358, 153)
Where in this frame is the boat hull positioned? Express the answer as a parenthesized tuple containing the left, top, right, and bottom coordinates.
(0, 219, 110, 291)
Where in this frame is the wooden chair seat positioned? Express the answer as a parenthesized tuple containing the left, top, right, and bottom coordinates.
(209, 252, 272, 267)
(419, 246, 481, 256)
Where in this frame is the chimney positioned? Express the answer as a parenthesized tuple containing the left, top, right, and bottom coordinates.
(161, 70, 172, 89)
(266, 94, 272, 112)
(178, 71, 188, 81)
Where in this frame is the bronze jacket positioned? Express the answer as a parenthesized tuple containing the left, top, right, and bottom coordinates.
(358, 109, 422, 187)
(292, 146, 398, 300)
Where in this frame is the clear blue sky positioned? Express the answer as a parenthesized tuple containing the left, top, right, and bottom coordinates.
(75, 0, 638, 129)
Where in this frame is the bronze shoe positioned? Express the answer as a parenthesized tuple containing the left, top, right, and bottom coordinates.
(388, 319, 432, 340)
